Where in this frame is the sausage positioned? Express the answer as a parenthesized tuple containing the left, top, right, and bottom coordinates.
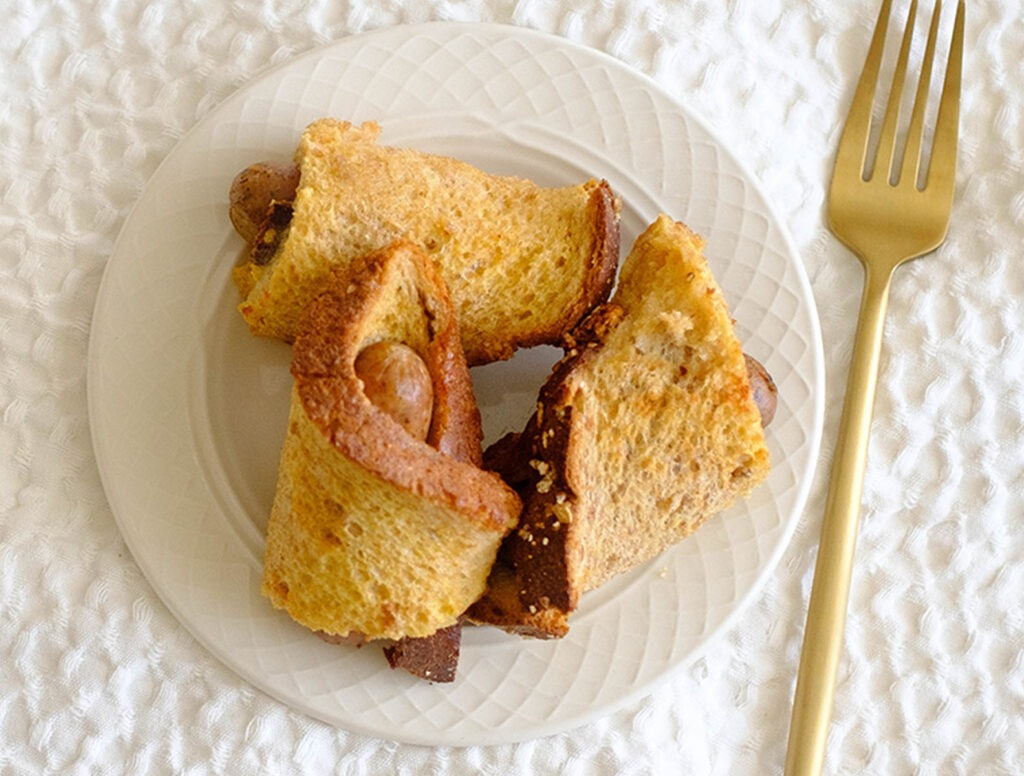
(745, 353, 778, 427)
(228, 161, 300, 243)
(354, 341, 434, 440)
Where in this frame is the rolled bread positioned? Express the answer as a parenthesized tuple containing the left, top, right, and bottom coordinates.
(235, 119, 620, 365)
(470, 215, 771, 637)
(262, 240, 521, 643)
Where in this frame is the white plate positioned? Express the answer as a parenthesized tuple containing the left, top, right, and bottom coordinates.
(88, 22, 824, 746)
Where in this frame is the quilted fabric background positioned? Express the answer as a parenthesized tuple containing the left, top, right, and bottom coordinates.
(1, 0, 1021, 773)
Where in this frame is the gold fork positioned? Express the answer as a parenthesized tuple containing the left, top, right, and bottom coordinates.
(784, 1, 964, 773)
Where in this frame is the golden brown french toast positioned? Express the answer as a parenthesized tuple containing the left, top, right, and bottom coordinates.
(469, 215, 771, 637)
(233, 119, 620, 364)
(261, 241, 521, 672)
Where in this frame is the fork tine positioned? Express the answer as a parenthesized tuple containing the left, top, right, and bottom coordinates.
(902, 0, 943, 187)
(833, 0, 893, 180)
(875, 0, 919, 182)
(925, 0, 965, 197)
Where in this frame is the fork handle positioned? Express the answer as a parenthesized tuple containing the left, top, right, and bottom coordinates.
(785, 261, 895, 776)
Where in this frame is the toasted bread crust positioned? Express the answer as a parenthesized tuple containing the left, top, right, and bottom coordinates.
(475, 317, 614, 630)
(465, 563, 569, 639)
(383, 621, 462, 683)
(292, 245, 491, 485)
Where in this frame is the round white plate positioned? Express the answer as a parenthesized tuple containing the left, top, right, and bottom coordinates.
(88, 22, 824, 746)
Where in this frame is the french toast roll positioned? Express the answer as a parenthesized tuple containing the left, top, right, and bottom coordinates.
(234, 118, 620, 364)
(470, 215, 770, 637)
(261, 241, 521, 656)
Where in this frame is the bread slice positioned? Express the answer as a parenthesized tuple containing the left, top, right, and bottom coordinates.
(261, 240, 521, 651)
(234, 119, 620, 364)
(468, 215, 770, 637)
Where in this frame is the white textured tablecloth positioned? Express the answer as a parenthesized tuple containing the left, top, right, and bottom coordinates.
(2, 0, 1022, 773)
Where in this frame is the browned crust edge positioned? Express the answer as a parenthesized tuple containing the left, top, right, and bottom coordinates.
(462, 178, 621, 366)
(383, 621, 463, 683)
(468, 303, 626, 638)
(292, 240, 521, 534)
